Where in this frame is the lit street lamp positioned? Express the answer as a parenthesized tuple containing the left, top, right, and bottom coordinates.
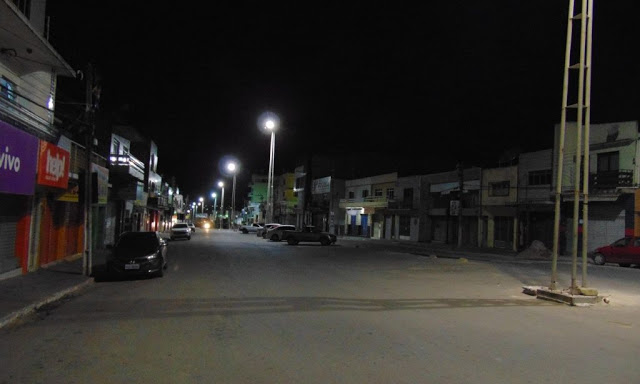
(262, 114, 278, 223)
(218, 181, 225, 229)
(227, 161, 238, 229)
(199, 196, 204, 215)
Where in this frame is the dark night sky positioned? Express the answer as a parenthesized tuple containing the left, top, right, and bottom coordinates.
(46, 2, 639, 199)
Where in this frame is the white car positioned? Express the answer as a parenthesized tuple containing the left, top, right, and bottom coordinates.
(257, 223, 281, 238)
(239, 223, 263, 234)
(265, 224, 297, 241)
(170, 223, 191, 240)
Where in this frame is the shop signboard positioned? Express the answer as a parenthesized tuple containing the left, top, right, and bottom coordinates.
(0, 121, 38, 195)
(37, 140, 70, 188)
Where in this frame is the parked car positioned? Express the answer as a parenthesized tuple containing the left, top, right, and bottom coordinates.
(266, 224, 297, 241)
(106, 231, 168, 278)
(257, 223, 281, 238)
(170, 222, 191, 240)
(239, 223, 263, 234)
(592, 237, 640, 267)
(286, 226, 337, 246)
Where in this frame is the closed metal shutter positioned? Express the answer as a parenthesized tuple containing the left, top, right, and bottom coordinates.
(586, 204, 625, 252)
(0, 215, 19, 273)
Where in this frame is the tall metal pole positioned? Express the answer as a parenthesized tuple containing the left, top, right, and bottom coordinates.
(551, 0, 575, 291)
(581, 0, 594, 288)
(231, 173, 236, 229)
(83, 63, 94, 277)
(266, 131, 275, 223)
(569, 0, 589, 295)
(220, 186, 225, 228)
(457, 162, 464, 248)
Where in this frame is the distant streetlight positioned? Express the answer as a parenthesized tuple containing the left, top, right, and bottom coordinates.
(199, 196, 204, 214)
(218, 181, 225, 229)
(227, 161, 238, 229)
(262, 113, 279, 223)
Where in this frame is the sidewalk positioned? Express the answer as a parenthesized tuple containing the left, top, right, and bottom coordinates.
(0, 251, 106, 330)
(0, 237, 571, 330)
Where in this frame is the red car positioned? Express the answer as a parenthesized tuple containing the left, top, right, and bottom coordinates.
(592, 237, 640, 267)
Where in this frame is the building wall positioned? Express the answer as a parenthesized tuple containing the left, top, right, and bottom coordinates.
(518, 149, 552, 203)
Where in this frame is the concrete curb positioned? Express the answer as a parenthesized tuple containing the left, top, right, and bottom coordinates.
(0, 279, 93, 330)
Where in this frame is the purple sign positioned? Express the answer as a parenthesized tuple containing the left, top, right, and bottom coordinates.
(0, 120, 38, 195)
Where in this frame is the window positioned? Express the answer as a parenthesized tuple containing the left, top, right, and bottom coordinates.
(361, 190, 369, 198)
(386, 188, 395, 199)
(489, 181, 510, 197)
(374, 188, 383, 197)
(403, 188, 414, 208)
(111, 138, 120, 154)
(0, 76, 16, 101)
(598, 151, 619, 172)
(348, 191, 354, 199)
(528, 170, 552, 185)
(12, 0, 31, 18)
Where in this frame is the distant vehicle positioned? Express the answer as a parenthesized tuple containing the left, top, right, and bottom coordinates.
(286, 226, 337, 246)
(106, 231, 168, 278)
(592, 237, 640, 267)
(187, 222, 196, 233)
(170, 222, 191, 240)
(239, 223, 263, 234)
(257, 223, 280, 238)
(266, 224, 297, 241)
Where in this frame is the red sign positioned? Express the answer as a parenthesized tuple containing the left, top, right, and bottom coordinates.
(37, 141, 70, 188)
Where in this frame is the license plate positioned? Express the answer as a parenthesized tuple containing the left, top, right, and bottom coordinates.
(125, 264, 140, 270)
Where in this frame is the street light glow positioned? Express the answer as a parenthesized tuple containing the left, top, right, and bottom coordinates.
(265, 119, 275, 130)
(227, 162, 236, 172)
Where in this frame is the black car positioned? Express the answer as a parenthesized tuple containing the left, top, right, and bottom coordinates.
(107, 231, 168, 278)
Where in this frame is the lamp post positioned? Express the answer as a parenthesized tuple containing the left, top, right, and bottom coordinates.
(218, 181, 225, 229)
(227, 162, 238, 229)
(211, 192, 217, 221)
(264, 117, 277, 223)
(199, 197, 204, 215)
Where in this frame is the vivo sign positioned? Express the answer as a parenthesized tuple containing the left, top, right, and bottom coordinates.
(0, 121, 38, 195)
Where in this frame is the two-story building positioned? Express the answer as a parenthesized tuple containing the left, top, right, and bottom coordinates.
(554, 121, 639, 254)
(0, 0, 80, 275)
(339, 172, 397, 237)
(481, 165, 519, 250)
(517, 149, 554, 249)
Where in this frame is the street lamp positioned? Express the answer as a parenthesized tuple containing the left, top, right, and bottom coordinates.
(227, 161, 238, 229)
(211, 192, 217, 221)
(218, 181, 225, 229)
(262, 114, 278, 223)
(199, 196, 204, 215)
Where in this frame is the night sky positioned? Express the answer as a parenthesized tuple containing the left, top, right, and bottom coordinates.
(46, 2, 639, 199)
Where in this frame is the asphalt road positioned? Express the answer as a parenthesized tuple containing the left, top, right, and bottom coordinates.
(2, 230, 639, 383)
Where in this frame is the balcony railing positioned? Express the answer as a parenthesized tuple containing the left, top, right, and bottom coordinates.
(109, 153, 145, 181)
(590, 170, 633, 189)
(0, 87, 55, 137)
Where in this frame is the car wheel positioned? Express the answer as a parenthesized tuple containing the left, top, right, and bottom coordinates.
(619, 263, 631, 268)
(287, 238, 298, 245)
(270, 234, 280, 241)
(320, 237, 331, 246)
(188, 236, 191, 240)
(593, 253, 606, 265)
(242, 228, 248, 234)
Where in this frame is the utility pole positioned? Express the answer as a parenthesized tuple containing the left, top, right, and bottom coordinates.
(83, 63, 94, 277)
(457, 162, 464, 248)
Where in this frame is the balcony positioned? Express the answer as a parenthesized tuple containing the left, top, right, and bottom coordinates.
(0, 88, 55, 138)
(339, 196, 389, 209)
(109, 153, 145, 181)
(590, 170, 633, 189)
(148, 195, 169, 210)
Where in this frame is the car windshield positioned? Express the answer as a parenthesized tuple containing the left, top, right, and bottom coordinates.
(116, 233, 158, 253)
(174, 224, 188, 229)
